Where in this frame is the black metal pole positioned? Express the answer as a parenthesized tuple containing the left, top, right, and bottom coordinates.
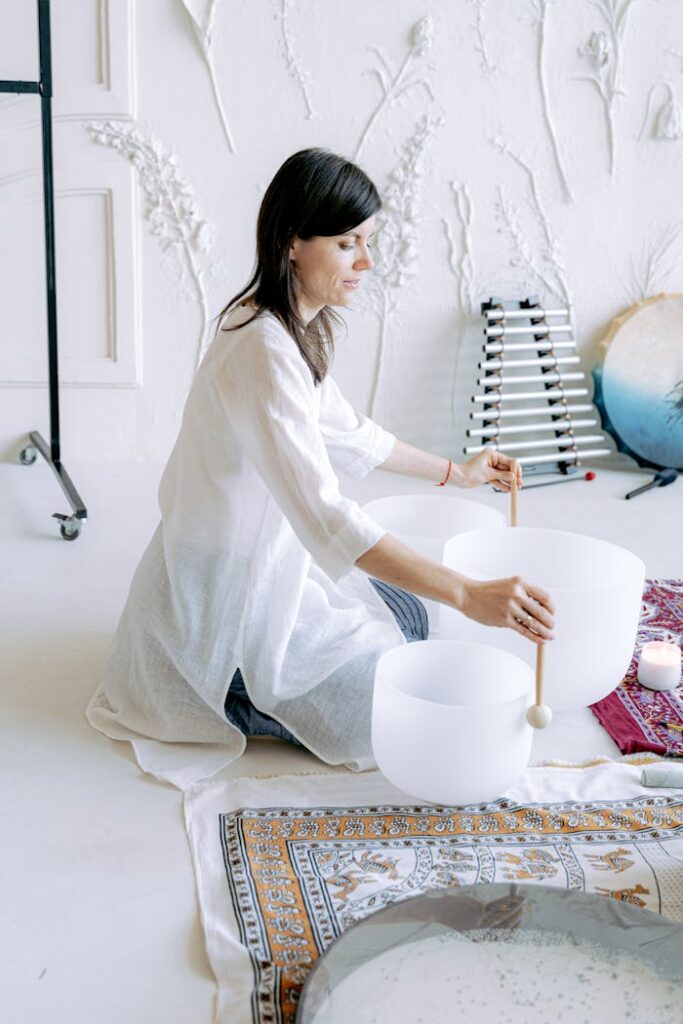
(37, 0, 61, 464)
(1, 0, 87, 538)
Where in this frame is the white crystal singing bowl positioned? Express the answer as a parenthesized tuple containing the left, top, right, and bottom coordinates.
(362, 495, 506, 631)
(441, 527, 645, 711)
(372, 640, 534, 805)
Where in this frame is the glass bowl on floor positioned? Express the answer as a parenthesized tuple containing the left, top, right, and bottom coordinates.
(372, 638, 534, 805)
(296, 883, 683, 1024)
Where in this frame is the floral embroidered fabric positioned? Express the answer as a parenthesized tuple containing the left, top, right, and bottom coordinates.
(592, 580, 683, 755)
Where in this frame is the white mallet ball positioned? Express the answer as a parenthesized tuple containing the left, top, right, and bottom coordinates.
(526, 703, 553, 729)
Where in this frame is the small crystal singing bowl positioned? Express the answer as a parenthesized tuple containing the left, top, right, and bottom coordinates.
(361, 494, 506, 550)
(372, 639, 534, 806)
(637, 641, 682, 691)
(362, 495, 505, 632)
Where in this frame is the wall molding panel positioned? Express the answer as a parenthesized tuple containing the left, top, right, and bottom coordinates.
(0, 1, 135, 132)
(0, 162, 141, 388)
(53, 0, 136, 121)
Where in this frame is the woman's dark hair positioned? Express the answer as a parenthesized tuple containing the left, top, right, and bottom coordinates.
(217, 148, 381, 384)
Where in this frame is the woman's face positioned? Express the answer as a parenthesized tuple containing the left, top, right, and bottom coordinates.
(289, 215, 376, 323)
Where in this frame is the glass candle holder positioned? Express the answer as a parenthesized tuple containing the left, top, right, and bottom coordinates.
(637, 641, 682, 691)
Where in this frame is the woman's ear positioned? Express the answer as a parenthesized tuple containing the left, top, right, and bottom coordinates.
(289, 237, 299, 262)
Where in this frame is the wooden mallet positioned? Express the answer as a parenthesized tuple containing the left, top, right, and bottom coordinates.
(527, 643, 553, 729)
(509, 459, 553, 729)
(510, 459, 519, 527)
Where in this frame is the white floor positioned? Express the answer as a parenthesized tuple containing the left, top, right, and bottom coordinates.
(2, 456, 681, 1024)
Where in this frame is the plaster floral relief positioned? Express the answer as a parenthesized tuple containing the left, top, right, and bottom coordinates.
(576, 0, 640, 176)
(664, 46, 683, 72)
(629, 223, 683, 301)
(180, 0, 235, 153)
(491, 135, 572, 325)
(469, 0, 499, 75)
(87, 120, 221, 373)
(442, 181, 478, 423)
(279, 0, 315, 119)
(358, 114, 442, 417)
(443, 182, 476, 322)
(353, 17, 435, 162)
(529, 0, 573, 202)
(638, 82, 683, 140)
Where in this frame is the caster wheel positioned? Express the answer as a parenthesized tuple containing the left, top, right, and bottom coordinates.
(60, 521, 81, 541)
(52, 513, 82, 541)
(19, 445, 38, 466)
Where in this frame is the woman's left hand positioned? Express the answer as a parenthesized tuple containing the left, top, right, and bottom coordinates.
(455, 448, 522, 492)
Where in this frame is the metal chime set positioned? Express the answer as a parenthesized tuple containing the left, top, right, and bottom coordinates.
(465, 297, 612, 477)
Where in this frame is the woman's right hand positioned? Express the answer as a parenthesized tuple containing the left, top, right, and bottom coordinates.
(461, 576, 555, 644)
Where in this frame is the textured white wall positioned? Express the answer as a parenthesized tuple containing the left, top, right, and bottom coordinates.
(2, 0, 682, 463)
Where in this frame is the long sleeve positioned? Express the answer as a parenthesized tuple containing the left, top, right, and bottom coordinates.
(318, 373, 396, 479)
(213, 321, 387, 583)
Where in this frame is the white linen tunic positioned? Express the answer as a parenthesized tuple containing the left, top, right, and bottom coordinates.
(87, 306, 405, 788)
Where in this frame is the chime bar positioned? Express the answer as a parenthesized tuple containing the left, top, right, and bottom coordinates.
(484, 308, 569, 321)
(479, 356, 580, 371)
(517, 448, 611, 466)
(473, 296, 611, 476)
(485, 324, 572, 338)
(477, 371, 584, 387)
(483, 340, 576, 354)
(473, 387, 589, 403)
(465, 434, 606, 455)
(470, 402, 594, 421)
(467, 417, 598, 438)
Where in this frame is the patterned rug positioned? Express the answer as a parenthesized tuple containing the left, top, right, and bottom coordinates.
(184, 760, 683, 1024)
(591, 580, 683, 755)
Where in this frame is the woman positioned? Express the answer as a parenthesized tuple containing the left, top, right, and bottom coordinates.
(87, 148, 554, 789)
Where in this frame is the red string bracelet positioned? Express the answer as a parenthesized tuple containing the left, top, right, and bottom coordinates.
(435, 459, 452, 487)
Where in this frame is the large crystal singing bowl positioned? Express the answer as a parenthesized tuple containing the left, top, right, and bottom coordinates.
(441, 527, 645, 711)
(362, 495, 505, 631)
(372, 639, 534, 805)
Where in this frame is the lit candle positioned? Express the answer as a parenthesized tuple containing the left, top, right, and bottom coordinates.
(637, 641, 682, 691)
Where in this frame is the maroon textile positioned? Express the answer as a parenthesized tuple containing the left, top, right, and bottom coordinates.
(591, 581, 683, 755)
